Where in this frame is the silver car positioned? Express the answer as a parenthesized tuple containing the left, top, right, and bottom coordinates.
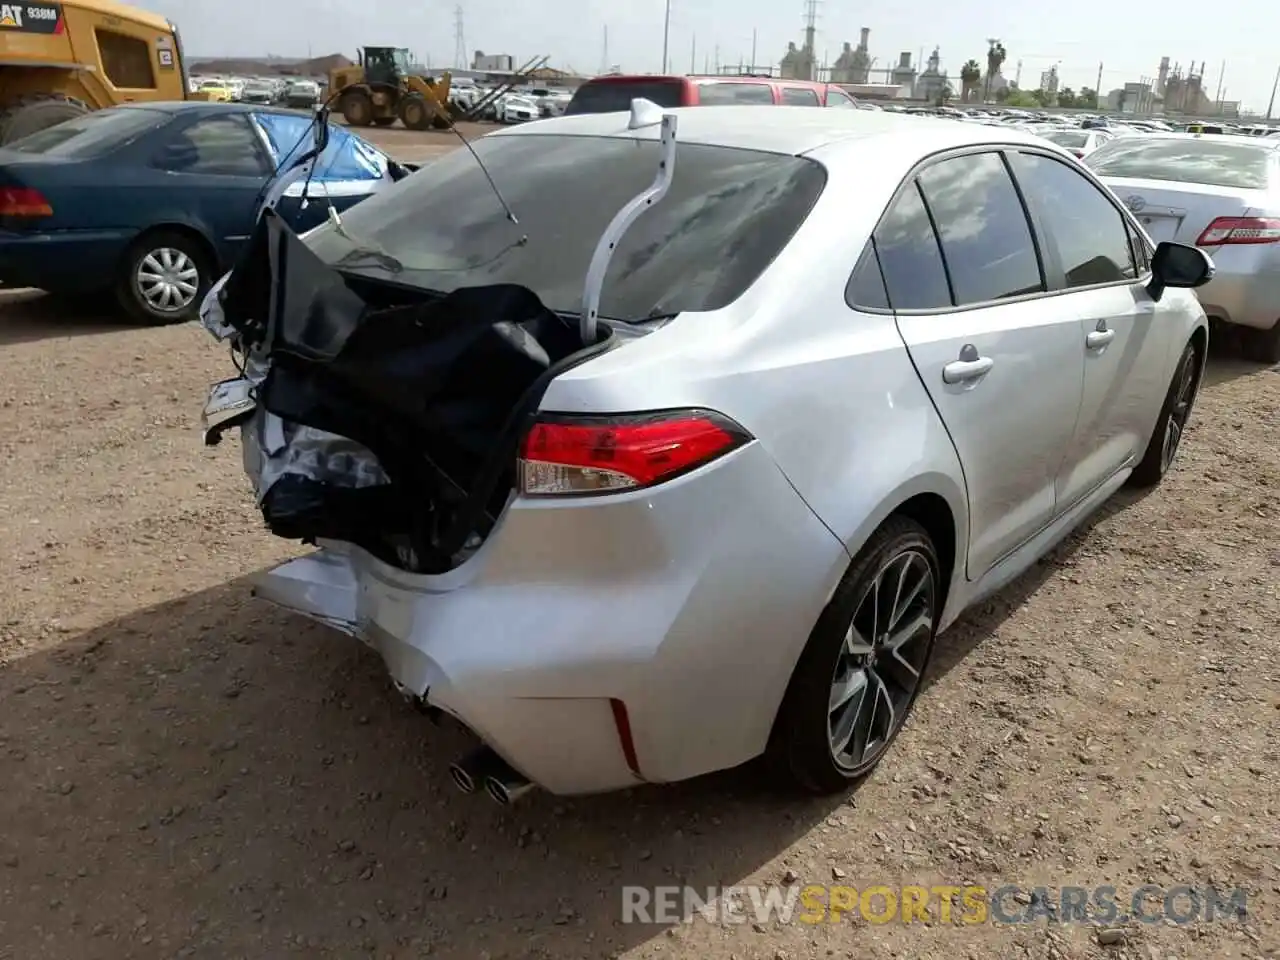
(200, 106, 1212, 801)
(1038, 127, 1114, 158)
(1087, 132, 1280, 361)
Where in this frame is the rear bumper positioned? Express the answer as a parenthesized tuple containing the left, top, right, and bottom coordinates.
(0, 227, 135, 294)
(251, 441, 849, 796)
(1194, 254, 1280, 331)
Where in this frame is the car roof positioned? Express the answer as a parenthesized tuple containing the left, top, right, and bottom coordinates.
(116, 101, 314, 120)
(489, 105, 1054, 157)
(1102, 131, 1280, 148)
(581, 74, 828, 90)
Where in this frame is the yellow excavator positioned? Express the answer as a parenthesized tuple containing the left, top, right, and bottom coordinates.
(0, 0, 195, 145)
(329, 46, 452, 130)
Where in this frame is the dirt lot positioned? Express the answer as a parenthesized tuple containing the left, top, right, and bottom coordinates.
(1, 126, 1278, 960)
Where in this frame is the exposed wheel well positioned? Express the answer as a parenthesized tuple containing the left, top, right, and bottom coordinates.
(892, 493, 957, 609)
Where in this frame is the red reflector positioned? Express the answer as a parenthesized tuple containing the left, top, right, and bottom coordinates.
(609, 698, 642, 778)
(0, 187, 53, 217)
(518, 409, 751, 496)
(1195, 216, 1280, 246)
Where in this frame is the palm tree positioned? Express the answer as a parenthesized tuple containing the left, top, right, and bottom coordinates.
(960, 59, 982, 102)
(984, 40, 1007, 102)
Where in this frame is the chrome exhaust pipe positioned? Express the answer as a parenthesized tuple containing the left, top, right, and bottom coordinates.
(484, 765, 534, 806)
(448, 746, 503, 795)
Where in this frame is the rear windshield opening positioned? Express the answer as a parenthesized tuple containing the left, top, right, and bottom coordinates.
(1044, 130, 1089, 149)
(4, 107, 168, 157)
(305, 134, 827, 322)
(1085, 139, 1272, 190)
(565, 79, 683, 115)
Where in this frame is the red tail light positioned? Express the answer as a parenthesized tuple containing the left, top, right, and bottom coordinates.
(1195, 216, 1280, 246)
(1070, 149, 1085, 158)
(518, 409, 752, 497)
(0, 187, 53, 217)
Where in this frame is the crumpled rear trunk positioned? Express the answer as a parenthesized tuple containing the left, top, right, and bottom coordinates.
(216, 209, 613, 573)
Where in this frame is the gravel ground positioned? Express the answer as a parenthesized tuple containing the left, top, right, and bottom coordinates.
(1, 127, 1278, 960)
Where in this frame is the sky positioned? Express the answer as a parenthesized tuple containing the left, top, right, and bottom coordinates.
(145, 0, 1278, 113)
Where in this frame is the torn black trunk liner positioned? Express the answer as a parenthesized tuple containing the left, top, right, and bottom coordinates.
(220, 209, 614, 574)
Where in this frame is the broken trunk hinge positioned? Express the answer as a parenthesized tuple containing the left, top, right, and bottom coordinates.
(579, 100, 678, 343)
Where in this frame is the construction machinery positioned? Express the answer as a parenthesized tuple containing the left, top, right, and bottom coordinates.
(328, 46, 451, 131)
(0, 0, 193, 145)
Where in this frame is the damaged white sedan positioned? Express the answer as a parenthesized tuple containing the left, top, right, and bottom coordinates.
(200, 103, 1212, 802)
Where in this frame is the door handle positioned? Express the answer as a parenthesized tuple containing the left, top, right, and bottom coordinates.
(1086, 328, 1116, 349)
(942, 349, 995, 384)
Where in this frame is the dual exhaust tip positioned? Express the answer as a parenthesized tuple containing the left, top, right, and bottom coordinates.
(449, 746, 534, 805)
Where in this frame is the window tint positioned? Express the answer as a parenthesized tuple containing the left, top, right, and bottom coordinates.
(1085, 138, 1272, 189)
(869, 182, 952, 310)
(565, 79, 684, 114)
(96, 30, 156, 89)
(780, 86, 820, 106)
(846, 245, 890, 309)
(825, 89, 857, 108)
(1010, 152, 1135, 288)
(158, 116, 268, 177)
(4, 107, 167, 157)
(917, 153, 1043, 305)
(697, 82, 774, 105)
(306, 136, 826, 320)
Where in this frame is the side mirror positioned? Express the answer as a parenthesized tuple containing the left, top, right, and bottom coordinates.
(1147, 240, 1214, 302)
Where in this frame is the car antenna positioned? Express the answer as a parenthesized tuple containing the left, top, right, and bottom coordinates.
(418, 82, 522, 230)
(579, 99, 678, 343)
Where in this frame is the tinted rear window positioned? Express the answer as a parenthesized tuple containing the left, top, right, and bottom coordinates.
(565, 79, 683, 114)
(307, 134, 826, 321)
(5, 107, 168, 158)
(1085, 138, 1273, 189)
(698, 82, 774, 105)
(1043, 130, 1089, 149)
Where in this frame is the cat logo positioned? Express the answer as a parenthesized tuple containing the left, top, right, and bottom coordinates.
(0, 2, 62, 32)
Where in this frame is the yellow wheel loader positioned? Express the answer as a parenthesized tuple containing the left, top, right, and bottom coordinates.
(0, 0, 193, 145)
(329, 46, 452, 131)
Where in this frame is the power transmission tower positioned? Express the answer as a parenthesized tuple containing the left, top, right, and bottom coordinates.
(801, 0, 820, 80)
(453, 5, 466, 69)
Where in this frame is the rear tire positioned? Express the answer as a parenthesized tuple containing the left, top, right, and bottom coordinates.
(1128, 339, 1201, 487)
(1241, 320, 1280, 364)
(115, 229, 213, 325)
(0, 94, 90, 146)
(769, 517, 940, 794)
(340, 89, 375, 127)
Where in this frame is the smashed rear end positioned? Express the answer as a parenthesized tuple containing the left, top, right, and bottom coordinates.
(198, 113, 845, 796)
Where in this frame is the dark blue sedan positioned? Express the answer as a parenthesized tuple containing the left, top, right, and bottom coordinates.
(0, 102, 407, 323)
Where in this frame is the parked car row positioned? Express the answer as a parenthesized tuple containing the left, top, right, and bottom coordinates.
(190, 75, 323, 109)
(190, 103, 1218, 804)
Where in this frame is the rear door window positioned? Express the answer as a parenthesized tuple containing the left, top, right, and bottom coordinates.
(780, 86, 821, 106)
(564, 79, 684, 114)
(156, 115, 271, 177)
(917, 152, 1045, 305)
(861, 182, 953, 310)
(697, 82, 775, 105)
(825, 88, 858, 108)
